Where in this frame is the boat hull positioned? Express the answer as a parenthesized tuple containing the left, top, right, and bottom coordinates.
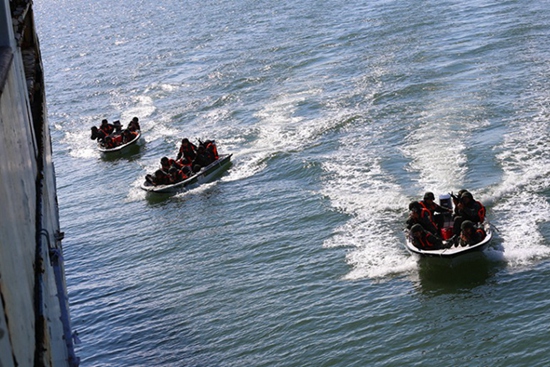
(141, 154, 232, 193)
(404, 221, 493, 259)
(97, 131, 143, 155)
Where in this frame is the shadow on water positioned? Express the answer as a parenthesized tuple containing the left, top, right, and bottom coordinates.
(144, 191, 179, 206)
(415, 252, 505, 294)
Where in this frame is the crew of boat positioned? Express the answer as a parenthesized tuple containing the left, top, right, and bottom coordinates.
(404, 189, 492, 257)
(91, 117, 141, 150)
(144, 138, 220, 186)
(90, 118, 492, 255)
(90, 117, 231, 192)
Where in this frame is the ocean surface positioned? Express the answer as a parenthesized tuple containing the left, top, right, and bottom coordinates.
(34, 0, 550, 366)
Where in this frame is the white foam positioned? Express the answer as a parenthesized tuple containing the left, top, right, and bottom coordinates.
(221, 88, 345, 181)
(118, 95, 156, 125)
(488, 103, 550, 267)
(125, 178, 148, 203)
(62, 128, 100, 159)
(321, 132, 415, 279)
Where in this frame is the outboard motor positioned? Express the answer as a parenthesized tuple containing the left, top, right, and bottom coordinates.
(439, 193, 452, 209)
(439, 194, 454, 239)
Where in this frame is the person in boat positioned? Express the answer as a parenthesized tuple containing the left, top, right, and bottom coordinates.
(406, 201, 439, 235)
(458, 220, 486, 247)
(451, 189, 473, 209)
(452, 191, 486, 235)
(176, 138, 197, 162)
(190, 146, 209, 173)
(169, 167, 188, 183)
(90, 126, 107, 142)
(91, 119, 115, 142)
(177, 157, 193, 176)
(122, 129, 138, 144)
(410, 224, 450, 250)
(419, 192, 452, 229)
(160, 156, 183, 173)
(99, 119, 115, 136)
(112, 120, 123, 135)
(103, 134, 123, 149)
(146, 169, 172, 186)
(127, 117, 140, 132)
(201, 139, 219, 160)
(192, 144, 216, 171)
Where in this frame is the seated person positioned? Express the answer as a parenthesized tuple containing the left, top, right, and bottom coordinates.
(99, 119, 115, 136)
(201, 139, 219, 160)
(90, 126, 107, 142)
(176, 138, 197, 161)
(169, 167, 188, 183)
(145, 169, 172, 186)
(103, 135, 123, 149)
(177, 157, 193, 176)
(127, 117, 140, 132)
(453, 191, 486, 235)
(410, 224, 449, 250)
(458, 220, 486, 247)
(420, 192, 452, 229)
(122, 129, 138, 143)
(112, 120, 123, 135)
(192, 145, 215, 170)
(160, 156, 182, 172)
(406, 201, 439, 235)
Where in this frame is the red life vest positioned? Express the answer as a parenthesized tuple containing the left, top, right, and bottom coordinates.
(205, 141, 219, 160)
(415, 233, 437, 249)
(460, 228, 486, 244)
(100, 124, 114, 136)
(419, 207, 437, 229)
(476, 201, 486, 223)
(419, 201, 435, 222)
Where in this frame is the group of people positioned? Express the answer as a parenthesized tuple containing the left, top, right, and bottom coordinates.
(145, 138, 220, 186)
(90, 117, 141, 149)
(406, 190, 487, 250)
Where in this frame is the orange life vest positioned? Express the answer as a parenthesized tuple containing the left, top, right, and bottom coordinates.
(476, 201, 486, 223)
(205, 141, 219, 160)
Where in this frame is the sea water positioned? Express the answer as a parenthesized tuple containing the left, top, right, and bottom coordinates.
(34, 0, 550, 365)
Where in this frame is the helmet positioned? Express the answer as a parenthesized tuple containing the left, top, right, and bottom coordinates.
(409, 201, 421, 213)
(411, 224, 424, 233)
(423, 192, 435, 200)
(460, 191, 473, 202)
(461, 220, 475, 230)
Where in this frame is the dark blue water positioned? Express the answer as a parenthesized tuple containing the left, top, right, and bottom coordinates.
(35, 0, 550, 365)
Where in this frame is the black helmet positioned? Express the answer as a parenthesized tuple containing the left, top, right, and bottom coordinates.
(461, 220, 475, 230)
(411, 224, 424, 233)
(409, 201, 422, 213)
(423, 192, 435, 200)
(460, 191, 473, 201)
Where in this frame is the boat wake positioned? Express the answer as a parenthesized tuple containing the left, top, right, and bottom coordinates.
(321, 126, 416, 280)
(489, 108, 550, 267)
(223, 88, 351, 181)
